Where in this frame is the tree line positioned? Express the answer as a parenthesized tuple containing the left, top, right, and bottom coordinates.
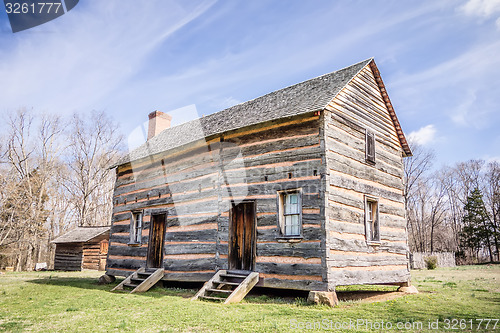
(405, 143, 499, 263)
(0, 109, 123, 271)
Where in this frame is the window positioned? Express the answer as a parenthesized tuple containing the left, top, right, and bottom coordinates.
(366, 130, 376, 163)
(129, 211, 143, 244)
(278, 190, 302, 237)
(365, 197, 380, 242)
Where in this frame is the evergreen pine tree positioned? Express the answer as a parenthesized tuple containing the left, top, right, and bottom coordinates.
(460, 188, 491, 261)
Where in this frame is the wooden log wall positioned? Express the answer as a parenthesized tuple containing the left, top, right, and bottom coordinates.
(106, 114, 327, 290)
(82, 234, 109, 271)
(323, 64, 410, 288)
(54, 243, 83, 271)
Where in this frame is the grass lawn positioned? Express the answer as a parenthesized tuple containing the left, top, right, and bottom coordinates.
(0, 265, 499, 332)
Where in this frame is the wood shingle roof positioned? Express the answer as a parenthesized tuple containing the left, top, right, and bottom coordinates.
(51, 227, 110, 244)
(119, 58, 410, 166)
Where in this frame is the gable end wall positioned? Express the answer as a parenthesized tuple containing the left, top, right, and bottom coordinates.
(324, 64, 410, 288)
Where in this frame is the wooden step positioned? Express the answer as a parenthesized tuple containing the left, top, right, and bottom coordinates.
(213, 280, 240, 286)
(199, 295, 225, 301)
(206, 288, 232, 294)
(220, 273, 248, 279)
(123, 283, 139, 289)
(130, 278, 146, 284)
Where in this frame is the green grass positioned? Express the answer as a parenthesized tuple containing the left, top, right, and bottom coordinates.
(0, 265, 499, 332)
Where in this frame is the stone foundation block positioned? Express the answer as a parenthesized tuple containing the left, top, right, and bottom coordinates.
(307, 291, 339, 307)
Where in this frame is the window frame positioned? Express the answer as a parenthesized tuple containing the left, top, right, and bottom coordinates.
(129, 210, 144, 246)
(365, 129, 376, 164)
(276, 189, 303, 240)
(364, 195, 380, 243)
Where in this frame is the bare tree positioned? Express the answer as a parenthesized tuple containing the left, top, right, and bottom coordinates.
(404, 141, 434, 209)
(404, 141, 435, 253)
(0, 109, 63, 270)
(483, 161, 500, 261)
(63, 111, 123, 227)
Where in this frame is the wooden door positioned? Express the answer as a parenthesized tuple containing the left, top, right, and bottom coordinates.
(99, 240, 109, 271)
(229, 202, 256, 271)
(147, 213, 167, 268)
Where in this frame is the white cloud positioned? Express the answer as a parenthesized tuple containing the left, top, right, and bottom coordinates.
(451, 89, 478, 127)
(408, 125, 437, 146)
(460, 0, 500, 18)
(210, 97, 241, 111)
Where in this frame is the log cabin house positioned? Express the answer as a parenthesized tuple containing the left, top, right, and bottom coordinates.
(52, 227, 110, 271)
(106, 58, 413, 299)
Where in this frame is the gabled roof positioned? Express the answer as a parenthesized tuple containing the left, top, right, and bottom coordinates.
(51, 227, 110, 244)
(119, 58, 410, 166)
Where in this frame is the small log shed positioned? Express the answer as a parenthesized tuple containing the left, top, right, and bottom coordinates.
(52, 227, 110, 271)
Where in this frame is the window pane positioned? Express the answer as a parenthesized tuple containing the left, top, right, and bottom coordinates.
(284, 193, 299, 214)
(284, 221, 291, 235)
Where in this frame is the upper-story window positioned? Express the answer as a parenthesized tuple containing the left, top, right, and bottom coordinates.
(366, 130, 376, 164)
(278, 189, 302, 237)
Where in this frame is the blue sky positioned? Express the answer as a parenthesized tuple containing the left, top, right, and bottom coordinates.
(0, 0, 499, 167)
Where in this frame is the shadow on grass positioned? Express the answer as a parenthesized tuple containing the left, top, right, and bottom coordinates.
(26, 276, 201, 298)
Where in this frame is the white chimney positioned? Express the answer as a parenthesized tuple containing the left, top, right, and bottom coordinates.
(147, 110, 172, 140)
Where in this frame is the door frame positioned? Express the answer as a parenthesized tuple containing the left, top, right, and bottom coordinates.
(147, 213, 167, 268)
(228, 200, 257, 271)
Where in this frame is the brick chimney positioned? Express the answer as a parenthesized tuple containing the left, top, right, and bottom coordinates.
(147, 110, 172, 140)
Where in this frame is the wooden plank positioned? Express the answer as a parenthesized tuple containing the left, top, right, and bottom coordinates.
(256, 226, 322, 242)
(255, 262, 323, 276)
(164, 257, 216, 271)
(256, 242, 322, 259)
(257, 277, 327, 291)
(224, 272, 259, 304)
(328, 238, 408, 255)
(165, 229, 217, 242)
(327, 153, 403, 190)
(131, 268, 164, 293)
(327, 255, 408, 267)
(328, 268, 410, 287)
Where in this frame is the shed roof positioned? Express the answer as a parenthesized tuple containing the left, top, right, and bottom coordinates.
(51, 227, 110, 244)
(119, 58, 410, 166)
